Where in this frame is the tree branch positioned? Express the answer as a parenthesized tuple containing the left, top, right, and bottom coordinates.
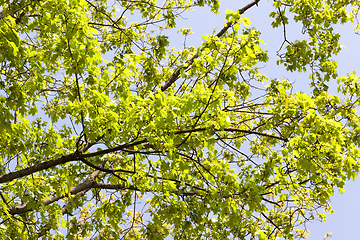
(37, 162, 106, 238)
(159, 0, 261, 93)
(175, 127, 287, 141)
(0, 123, 284, 185)
(0, 153, 77, 185)
(7, 161, 108, 216)
(0, 139, 145, 184)
(6, 173, 203, 216)
(80, 139, 148, 158)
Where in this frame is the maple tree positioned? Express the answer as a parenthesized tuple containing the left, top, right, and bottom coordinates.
(1, 0, 360, 239)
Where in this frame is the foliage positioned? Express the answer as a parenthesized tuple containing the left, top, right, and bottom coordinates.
(0, 0, 360, 239)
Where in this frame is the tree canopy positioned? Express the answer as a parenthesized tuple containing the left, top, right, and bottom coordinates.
(1, 0, 360, 239)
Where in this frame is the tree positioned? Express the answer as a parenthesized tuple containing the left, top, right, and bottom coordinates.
(0, 0, 360, 239)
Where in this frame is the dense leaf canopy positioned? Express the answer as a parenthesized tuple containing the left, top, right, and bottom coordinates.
(1, 0, 360, 239)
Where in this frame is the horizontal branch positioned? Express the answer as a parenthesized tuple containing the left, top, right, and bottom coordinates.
(80, 140, 148, 158)
(175, 127, 287, 141)
(7, 170, 282, 217)
(6, 175, 201, 215)
(7, 162, 104, 216)
(0, 154, 76, 185)
(225, 110, 273, 115)
(92, 183, 198, 196)
(223, 128, 287, 141)
(7, 175, 98, 215)
(80, 158, 136, 174)
(0, 139, 146, 184)
(8, 168, 100, 215)
(0, 125, 285, 185)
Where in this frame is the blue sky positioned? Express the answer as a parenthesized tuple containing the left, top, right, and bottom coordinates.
(167, 0, 360, 239)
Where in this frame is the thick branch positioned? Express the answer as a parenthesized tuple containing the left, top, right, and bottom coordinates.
(0, 139, 146, 184)
(0, 125, 284, 185)
(0, 154, 77, 185)
(8, 162, 107, 216)
(7, 175, 201, 215)
(7, 178, 96, 215)
(37, 162, 106, 238)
